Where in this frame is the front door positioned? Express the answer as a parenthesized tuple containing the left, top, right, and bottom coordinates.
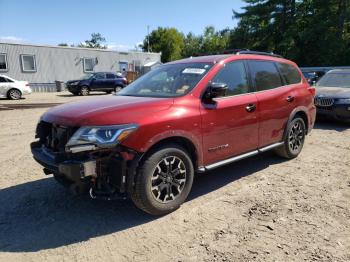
(200, 60, 259, 165)
(90, 73, 107, 90)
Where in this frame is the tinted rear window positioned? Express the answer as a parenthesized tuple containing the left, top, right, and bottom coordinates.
(277, 63, 301, 85)
(106, 73, 115, 79)
(249, 61, 283, 91)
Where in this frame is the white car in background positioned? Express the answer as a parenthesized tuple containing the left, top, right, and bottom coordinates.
(0, 75, 32, 100)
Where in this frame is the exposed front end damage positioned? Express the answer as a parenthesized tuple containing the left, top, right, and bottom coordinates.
(31, 121, 142, 199)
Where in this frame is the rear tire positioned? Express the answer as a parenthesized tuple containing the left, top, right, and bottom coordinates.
(131, 144, 194, 216)
(114, 86, 123, 93)
(7, 88, 22, 100)
(274, 117, 306, 159)
(80, 86, 89, 96)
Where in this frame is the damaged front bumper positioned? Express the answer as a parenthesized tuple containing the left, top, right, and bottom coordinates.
(30, 141, 142, 198)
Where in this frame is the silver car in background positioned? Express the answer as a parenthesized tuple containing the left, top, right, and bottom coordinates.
(0, 75, 32, 100)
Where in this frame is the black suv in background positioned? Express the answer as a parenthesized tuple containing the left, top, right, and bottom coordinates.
(66, 72, 128, 96)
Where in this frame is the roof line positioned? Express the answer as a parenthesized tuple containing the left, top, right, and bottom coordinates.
(0, 41, 161, 55)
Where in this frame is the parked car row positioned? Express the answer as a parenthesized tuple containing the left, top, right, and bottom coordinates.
(302, 70, 326, 85)
(0, 71, 128, 100)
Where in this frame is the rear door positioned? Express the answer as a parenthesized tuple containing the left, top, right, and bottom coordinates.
(247, 60, 295, 147)
(106, 73, 117, 90)
(200, 60, 259, 165)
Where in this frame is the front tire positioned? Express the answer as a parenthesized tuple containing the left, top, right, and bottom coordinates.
(275, 117, 306, 159)
(7, 88, 22, 100)
(80, 86, 89, 96)
(131, 144, 194, 216)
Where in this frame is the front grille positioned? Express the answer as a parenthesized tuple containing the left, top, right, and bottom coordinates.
(314, 97, 334, 107)
(36, 121, 77, 152)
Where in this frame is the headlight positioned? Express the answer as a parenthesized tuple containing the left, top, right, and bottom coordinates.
(337, 98, 350, 104)
(66, 124, 138, 153)
(69, 81, 79, 85)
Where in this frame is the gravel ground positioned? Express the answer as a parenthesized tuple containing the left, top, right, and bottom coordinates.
(0, 92, 349, 262)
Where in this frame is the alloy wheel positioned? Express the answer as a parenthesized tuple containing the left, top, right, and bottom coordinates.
(80, 87, 89, 96)
(288, 120, 305, 153)
(9, 89, 21, 100)
(151, 156, 187, 203)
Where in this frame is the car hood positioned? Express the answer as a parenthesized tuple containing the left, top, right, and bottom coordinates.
(316, 86, 350, 98)
(42, 95, 173, 126)
(66, 79, 82, 84)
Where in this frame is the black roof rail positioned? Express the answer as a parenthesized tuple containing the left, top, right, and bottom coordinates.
(236, 50, 283, 58)
(190, 49, 283, 58)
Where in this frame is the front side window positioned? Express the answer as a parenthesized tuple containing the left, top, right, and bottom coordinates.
(93, 73, 105, 79)
(21, 54, 36, 72)
(118, 62, 213, 98)
(0, 54, 8, 71)
(277, 62, 301, 85)
(249, 61, 282, 91)
(83, 58, 95, 72)
(211, 61, 249, 97)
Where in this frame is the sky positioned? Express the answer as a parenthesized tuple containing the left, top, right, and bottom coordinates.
(0, 0, 244, 51)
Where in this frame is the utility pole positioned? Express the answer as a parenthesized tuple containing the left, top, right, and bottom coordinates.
(147, 25, 150, 53)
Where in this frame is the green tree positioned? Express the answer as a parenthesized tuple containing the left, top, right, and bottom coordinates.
(142, 27, 184, 62)
(201, 26, 230, 54)
(78, 33, 107, 49)
(58, 43, 68, 47)
(182, 32, 202, 57)
(231, 0, 350, 66)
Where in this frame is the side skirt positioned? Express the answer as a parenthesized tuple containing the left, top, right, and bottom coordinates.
(198, 142, 284, 172)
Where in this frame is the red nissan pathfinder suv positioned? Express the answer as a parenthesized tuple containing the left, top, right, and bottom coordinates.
(31, 51, 316, 215)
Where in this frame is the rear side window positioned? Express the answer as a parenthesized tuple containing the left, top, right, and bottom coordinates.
(211, 61, 249, 97)
(0, 76, 7, 82)
(248, 61, 282, 91)
(106, 73, 115, 79)
(277, 62, 301, 85)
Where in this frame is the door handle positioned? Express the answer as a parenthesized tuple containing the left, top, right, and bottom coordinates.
(245, 103, 256, 112)
(286, 96, 295, 102)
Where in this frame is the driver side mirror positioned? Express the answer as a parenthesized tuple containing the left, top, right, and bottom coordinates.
(204, 82, 228, 100)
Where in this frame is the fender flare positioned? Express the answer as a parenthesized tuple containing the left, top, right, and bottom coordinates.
(283, 107, 309, 140)
(140, 129, 204, 167)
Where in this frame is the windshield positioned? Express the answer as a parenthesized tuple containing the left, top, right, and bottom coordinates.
(317, 72, 350, 88)
(80, 73, 94, 80)
(117, 62, 213, 97)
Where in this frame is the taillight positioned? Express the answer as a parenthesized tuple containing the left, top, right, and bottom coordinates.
(308, 86, 316, 97)
(25, 83, 30, 86)
(123, 78, 128, 84)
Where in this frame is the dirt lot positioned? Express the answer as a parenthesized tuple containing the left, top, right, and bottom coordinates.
(0, 92, 349, 262)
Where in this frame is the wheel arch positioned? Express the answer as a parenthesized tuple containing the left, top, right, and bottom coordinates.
(7, 88, 22, 98)
(140, 136, 200, 170)
(285, 107, 309, 138)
